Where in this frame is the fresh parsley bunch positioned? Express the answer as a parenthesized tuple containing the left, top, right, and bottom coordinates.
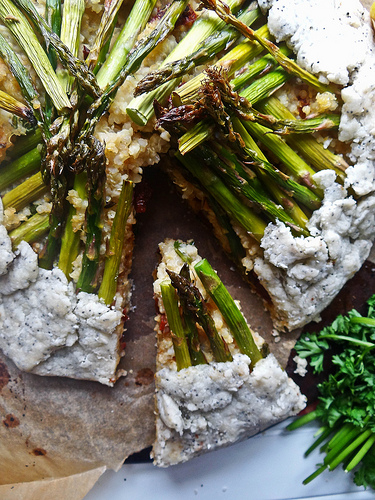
(288, 295, 375, 488)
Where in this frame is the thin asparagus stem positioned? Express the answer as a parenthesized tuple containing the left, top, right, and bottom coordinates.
(96, 0, 157, 88)
(9, 212, 50, 248)
(176, 23, 271, 104)
(256, 96, 348, 176)
(2, 172, 48, 211)
(45, 0, 62, 124)
(98, 180, 133, 305)
(126, 0, 245, 125)
(195, 258, 263, 366)
(200, 0, 333, 94)
(175, 151, 267, 242)
(0, 147, 42, 191)
(7, 129, 42, 159)
(58, 171, 87, 278)
(0, 0, 71, 111)
(134, 5, 261, 96)
(58, 0, 85, 93)
(178, 68, 290, 155)
(160, 281, 192, 370)
(0, 89, 35, 124)
(231, 117, 322, 211)
(78, 0, 191, 141)
(167, 269, 233, 363)
(86, 0, 125, 71)
(198, 143, 307, 235)
(13, 0, 100, 99)
(178, 263, 207, 365)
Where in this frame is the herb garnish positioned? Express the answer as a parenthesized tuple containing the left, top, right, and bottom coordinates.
(288, 295, 375, 489)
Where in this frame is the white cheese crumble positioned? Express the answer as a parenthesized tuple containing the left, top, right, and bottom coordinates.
(0, 202, 123, 385)
(152, 354, 306, 466)
(249, 0, 375, 330)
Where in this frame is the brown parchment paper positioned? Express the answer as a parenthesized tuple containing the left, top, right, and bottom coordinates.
(0, 1, 374, 497)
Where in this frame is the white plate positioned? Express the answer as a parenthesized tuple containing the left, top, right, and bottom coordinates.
(85, 418, 375, 500)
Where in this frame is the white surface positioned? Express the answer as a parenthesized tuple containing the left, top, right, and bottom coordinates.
(84, 418, 375, 500)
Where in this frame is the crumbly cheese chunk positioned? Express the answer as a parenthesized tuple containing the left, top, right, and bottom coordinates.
(248, 0, 375, 330)
(152, 354, 306, 466)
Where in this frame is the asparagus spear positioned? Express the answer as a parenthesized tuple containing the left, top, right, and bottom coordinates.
(178, 263, 207, 365)
(6, 129, 42, 159)
(167, 269, 233, 363)
(58, 172, 87, 278)
(126, 0, 245, 125)
(58, 0, 85, 92)
(0, 148, 42, 191)
(200, 0, 333, 94)
(0, 0, 71, 111)
(175, 23, 271, 104)
(134, 5, 261, 96)
(194, 258, 263, 366)
(96, 0, 157, 88)
(0, 89, 36, 125)
(2, 172, 48, 211)
(160, 281, 192, 370)
(98, 180, 133, 305)
(175, 150, 267, 242)
(9, 213, 50, 248)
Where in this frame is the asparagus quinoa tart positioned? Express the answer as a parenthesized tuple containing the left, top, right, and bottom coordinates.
(152, 239, 306, 466)
(0, 0, 374, 472)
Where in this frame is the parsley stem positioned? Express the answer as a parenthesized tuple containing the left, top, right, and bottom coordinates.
(324, 425, 361, 465)
(320, 334, 375, 349)
(305, 426, 332, 457)
(350, 317, 375, 327)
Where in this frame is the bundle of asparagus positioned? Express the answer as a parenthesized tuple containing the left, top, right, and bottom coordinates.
(152, 238, 306, 466)
(0, 0, 206, 384)
(127, 0, 375, 331)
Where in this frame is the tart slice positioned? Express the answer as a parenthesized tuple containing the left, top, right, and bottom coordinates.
(151, 239, 306, 466)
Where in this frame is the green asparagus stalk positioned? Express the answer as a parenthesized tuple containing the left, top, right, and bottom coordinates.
(134, 5, 261, 96)
(178, 263, 207, 365)
(194, 258, 263, 366)
(58, 171, 87, 278)
(178, 68, 290, 155)
(98, 180, 133, 306)
(175, 151, 267, 242)
(0, 0, 71, 111)
(256, 96, 348, 176)
(9, 212, 50, 248)
(59, 0, 85, 92)
(126, 0, 245, 125)
(232, 117, 322, 211)
(96, 0, 157, 88)
(167, 269, 233, 363)
(76, 138, 107, 293)
(7, 129, 42, 159)
(77, 0, 191, 141)
(13, 0, 100, 99)
(176, 23, 271, 104)
(2, 171, 48, 211)
(160, 281, 192, 370)
(200, 0, 333, 94)
(231, 48, 290, 92)
(0, 147, 42, 192)
(0, 89, 35, 124)
(86, 0, 124, 71)
(198, 143, 308, 235)
(45, 0, 62, 123)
